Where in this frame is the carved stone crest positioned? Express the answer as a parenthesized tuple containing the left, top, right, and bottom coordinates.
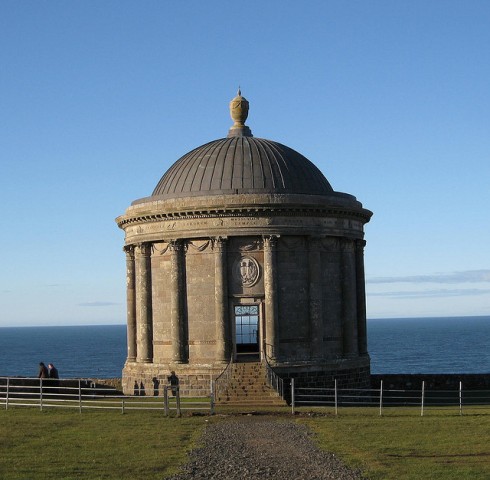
(234, 256, 260, 287)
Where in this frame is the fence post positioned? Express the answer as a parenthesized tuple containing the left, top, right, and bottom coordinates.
(40, 378, 43, 411)
(334, 379, 338, 416)
(176, 387, 181, 417)
(421, 381, 425, 417)
(6, 378, 10, 410)
(291, 378, 295, 415)
(210, 379, 215, 415)
(122, 397, 125, 415)
(379, 380, 383, 416)
(79, 379, 82, 413)
(459, 381, 463, 416)
(164, 386, 169, 416)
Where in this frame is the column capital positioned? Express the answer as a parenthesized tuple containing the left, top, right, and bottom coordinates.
(169, 239, 184, 253)
(308, 235, 324, 250)
(340, 238, 355, 253)
(212, 236, 228, 252)
(263, 234, 279, 249)
(135, 242, 152, 257)
(355, 239, 367, 249)
(123, 245, 135, 259)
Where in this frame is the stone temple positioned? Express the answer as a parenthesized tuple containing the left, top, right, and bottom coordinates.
(116, 91, 372, 396)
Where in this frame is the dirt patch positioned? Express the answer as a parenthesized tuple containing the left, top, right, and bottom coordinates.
(167, 415, 365, 479)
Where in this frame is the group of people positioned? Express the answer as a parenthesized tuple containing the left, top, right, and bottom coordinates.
(38, 362, 59, 379)
(37, 363, 178, 395)
(135, 371, 179, 396)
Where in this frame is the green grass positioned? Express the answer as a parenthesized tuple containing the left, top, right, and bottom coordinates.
(298, 407, 490, 480)
(0, 408, 207, 479)
(1, 406, 489, 479)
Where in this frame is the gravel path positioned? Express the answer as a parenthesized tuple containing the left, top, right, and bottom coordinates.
(167, 415, 365, 480)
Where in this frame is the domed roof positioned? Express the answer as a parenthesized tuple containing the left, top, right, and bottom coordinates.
(151, 91, 334, 199)
(152, 136, 333, 198)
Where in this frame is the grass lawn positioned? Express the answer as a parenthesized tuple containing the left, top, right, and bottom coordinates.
(1, 406, 489, 479)
(299, 407, 490, 480)
(0, 408, 207, 479)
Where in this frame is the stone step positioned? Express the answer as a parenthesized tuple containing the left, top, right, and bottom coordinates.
(225, 381, 269, 387)
(215, 361, 287, 406)
(217, 391, 280, 398)
(217, 398, 282, 404)
(218, 385, 275, 392)
(216, 393, 282, 400)
(229, 378, 267, 383)
(216, 398, 286, 406)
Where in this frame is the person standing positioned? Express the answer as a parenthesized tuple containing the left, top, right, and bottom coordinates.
(48, 363, 59, 379)
(38, 362, 48, 378)
(167, 371, 179, 396)
(48, 363, 60, 395)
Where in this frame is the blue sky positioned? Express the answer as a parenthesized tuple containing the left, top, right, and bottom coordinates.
(1, 1, 489, 326)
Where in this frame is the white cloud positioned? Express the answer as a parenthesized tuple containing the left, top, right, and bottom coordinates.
(367, 269, 490, 284)
(78, 302, 120, 307)
(368, 288, 490, 299)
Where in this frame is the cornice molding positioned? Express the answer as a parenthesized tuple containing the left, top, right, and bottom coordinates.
(117, 205, 372, 229)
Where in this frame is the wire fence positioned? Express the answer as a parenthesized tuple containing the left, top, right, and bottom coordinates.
(0, 377, 214, 415)
(3, 376, 489, 417)
(290, 378, 490, 415)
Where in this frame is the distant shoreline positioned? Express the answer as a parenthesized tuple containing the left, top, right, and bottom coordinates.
(1, 314, 489, 328)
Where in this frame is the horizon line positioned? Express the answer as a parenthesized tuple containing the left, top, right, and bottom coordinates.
(1, 314, 490, 328)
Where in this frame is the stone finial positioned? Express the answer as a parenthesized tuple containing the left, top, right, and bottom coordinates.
(228, 88, 253, 137)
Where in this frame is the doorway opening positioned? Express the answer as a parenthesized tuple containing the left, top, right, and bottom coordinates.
(234, 304, 259, 360)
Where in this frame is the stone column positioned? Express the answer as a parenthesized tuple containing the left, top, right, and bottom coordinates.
(263, 235, 279, 360)
(124, 245, 137, 362)
(322, 237, 343, 358)
(214, 237, 229, 362)
(135, 243, 153, 363)
(308, 236, 324, 359)
(356, 239, 368, 355)
(170, 240, 185, 363)
(341, 239, 358, 357)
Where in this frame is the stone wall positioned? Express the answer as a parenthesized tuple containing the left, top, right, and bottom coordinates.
(122, 362, 226, 397)
(284, 365, 371, 389)
(276, 356, 371, 388)
(90, 378, 123, 392)
(113, 372, 490, 399)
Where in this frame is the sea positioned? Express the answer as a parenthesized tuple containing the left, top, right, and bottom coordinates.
(0, 316, 488, 378)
